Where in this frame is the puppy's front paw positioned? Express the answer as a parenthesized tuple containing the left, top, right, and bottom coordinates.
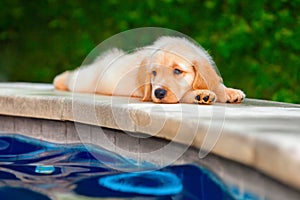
(194, 90, 216, 104)
(225, 88, 245, 103)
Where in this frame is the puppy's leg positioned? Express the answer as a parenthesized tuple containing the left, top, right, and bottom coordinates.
(225, 87, 245, 103)
(212, 83, 245, 103)
(181, 90, 216, 104)
(53, 65, 99, 93)
(53, 71, 70, 91)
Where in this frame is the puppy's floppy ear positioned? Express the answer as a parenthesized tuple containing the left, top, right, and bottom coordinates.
(138, 58, 152, 101)
(192, 59, 223, 90)
(192, 60, 209, 90)
(141, 73, 152, 101)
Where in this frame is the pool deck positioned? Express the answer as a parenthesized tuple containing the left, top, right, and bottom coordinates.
(0, 82, 300, 197)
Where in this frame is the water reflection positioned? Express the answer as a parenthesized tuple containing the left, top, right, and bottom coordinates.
(98, 171, 183, 196)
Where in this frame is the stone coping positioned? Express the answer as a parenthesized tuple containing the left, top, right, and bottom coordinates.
(0, 82, 300, 190)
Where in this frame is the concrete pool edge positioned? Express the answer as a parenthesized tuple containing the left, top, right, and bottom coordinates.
(0, 82, 300, 192)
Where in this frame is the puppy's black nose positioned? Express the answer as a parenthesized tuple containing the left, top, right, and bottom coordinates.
(154, 88, 167, 99)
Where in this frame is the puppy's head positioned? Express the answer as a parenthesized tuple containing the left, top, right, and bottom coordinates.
(139, 37, 219, 103)
(150, 51, 194, 103)
(141, 51, 209, 103)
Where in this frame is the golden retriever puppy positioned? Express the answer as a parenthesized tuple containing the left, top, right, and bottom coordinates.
(53, 36, 245, 104)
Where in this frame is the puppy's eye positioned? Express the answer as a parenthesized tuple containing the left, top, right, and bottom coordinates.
(173, 68, 183, 75)
(152, 70, 157, 76)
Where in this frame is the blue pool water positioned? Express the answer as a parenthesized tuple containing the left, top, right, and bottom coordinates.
(0, 134, 249, 199)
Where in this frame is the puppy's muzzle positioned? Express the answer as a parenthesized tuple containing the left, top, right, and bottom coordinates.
(154, 88, 167, 99)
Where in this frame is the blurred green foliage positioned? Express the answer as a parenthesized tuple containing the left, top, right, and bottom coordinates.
(0, 0, 299, 103)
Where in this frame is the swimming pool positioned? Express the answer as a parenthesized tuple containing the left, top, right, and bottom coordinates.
(0, 133, 257, 200)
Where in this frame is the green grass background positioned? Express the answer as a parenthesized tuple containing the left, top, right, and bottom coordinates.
(0, 0, 299, 103)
